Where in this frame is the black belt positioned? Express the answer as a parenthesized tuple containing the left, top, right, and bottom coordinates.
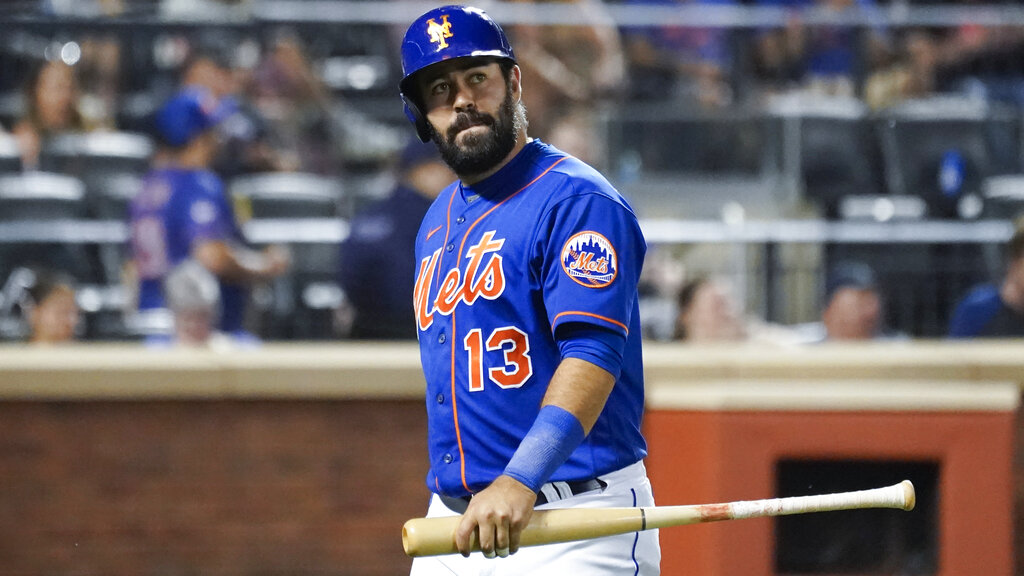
(440, 478, 607, 514)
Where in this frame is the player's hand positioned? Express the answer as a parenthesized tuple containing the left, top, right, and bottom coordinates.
(262, 245, 291, 277)
(455, 475, 537, 559)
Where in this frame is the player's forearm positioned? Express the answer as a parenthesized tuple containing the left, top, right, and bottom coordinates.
(500, 358, 614, 494)
(193, 241, 283, 284)
(540, 357, 615, 435)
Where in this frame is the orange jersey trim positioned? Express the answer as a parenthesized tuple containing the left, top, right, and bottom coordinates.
(552, 310, 630, 335)
(434, 191, 458, 286)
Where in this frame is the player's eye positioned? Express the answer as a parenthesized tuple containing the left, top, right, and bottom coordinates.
(428, 80, 449, 96)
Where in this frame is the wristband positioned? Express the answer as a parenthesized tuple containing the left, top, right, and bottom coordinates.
(503, 405, 585, 493)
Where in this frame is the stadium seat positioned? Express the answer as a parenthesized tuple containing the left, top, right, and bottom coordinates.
(599, 103, 784, 219)
(603, 103, 769, 177)
(230, 172, 347, 339)
(982, 174, 1024, 220)
(0, 133, 22, 173)
(39, 131, 154, 177)
(0, 91, 21, 131)
(765, 94, 882, 219)
(89, 172, 143, 220)
(229, 171, 347, 218)
(875, 97, 1010, 219)
(0, 172, 104, 298)
(38, 131, 154, 220)
(0, 171, 86, 220)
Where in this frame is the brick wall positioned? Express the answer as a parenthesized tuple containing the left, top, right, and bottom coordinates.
(1016, 398, 1024, 576)
(2, 394, 1022, 575)
(0, 400, 428, 576)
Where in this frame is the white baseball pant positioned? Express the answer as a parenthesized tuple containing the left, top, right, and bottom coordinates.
(409, 460, 661, 576)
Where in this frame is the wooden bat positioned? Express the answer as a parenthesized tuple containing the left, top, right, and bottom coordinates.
(403, 479, 915, 557)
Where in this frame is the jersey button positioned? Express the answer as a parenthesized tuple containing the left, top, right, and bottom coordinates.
(438, 332, 446, 344)
(446, 243, 454, 252)
(443, 453, 454, 464)
(456, 216, 465, 224)
(436, 393, 445, 404)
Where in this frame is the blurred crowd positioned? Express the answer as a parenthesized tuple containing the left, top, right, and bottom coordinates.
(0, 0, 1022, 346)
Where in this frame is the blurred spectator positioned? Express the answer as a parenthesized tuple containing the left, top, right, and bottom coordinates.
(39, 0, 125, 128)
(248, 30, 340, 175)
(931, 17, 1024, 107)
(752, 0, 892, 98)
(865, 28, 940, 110)
(505, 0, 626, 141)
(948, 222, 1024, 338)
(128, 87, 290, 341)
(76, 34, 123, 130)
(794, 260, 896, 342)
(821, 261, 882, 340)
(621, 0, 736, 107)
(162, 259, 225, 346)
(177, 43, 292, 178)
(637, 247, 686, 340)
(672, 275, 800, 343)
(13, 60, 94, 169)
(180, 45, 236, 100)
(337, 139, 454, 339)
(546, 107, 608, 170)
(674, 277, 746, 341)
(21, 268, 80, 344)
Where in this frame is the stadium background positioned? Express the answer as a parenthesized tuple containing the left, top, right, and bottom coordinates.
(0, 0, 1023, 575)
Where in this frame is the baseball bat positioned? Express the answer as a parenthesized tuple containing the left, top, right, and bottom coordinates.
(403, 479, 915, 557)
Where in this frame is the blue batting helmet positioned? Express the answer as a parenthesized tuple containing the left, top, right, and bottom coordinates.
(399, 5, 516, 142)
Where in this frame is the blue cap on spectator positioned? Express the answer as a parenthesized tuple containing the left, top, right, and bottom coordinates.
(155, 87, 237, 148)
(825, 261, 877, 302)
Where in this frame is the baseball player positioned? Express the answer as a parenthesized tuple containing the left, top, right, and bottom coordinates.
(401, 6, 660, 574)
(129, 87, 289, 341)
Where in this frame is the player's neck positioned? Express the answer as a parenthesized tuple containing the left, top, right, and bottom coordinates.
(459, 134, 530, 186)
(173, 144, 214, 170)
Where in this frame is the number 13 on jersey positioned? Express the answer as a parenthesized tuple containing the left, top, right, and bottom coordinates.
(463, 326, 533, 391)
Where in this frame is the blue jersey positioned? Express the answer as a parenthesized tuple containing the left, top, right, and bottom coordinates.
(949, 283, 1024, 338)
(413, 140, 648, 498)
(128, 167, 248, 333)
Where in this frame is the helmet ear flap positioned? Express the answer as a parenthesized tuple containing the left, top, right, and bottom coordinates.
(402, 93, 431, 143)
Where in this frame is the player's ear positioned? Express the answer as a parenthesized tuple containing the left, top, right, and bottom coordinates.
(509, 64, 522, 102)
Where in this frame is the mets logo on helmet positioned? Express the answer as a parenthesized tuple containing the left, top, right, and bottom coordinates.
(426, 15, 453, 49)
(561, 231, 618, 288)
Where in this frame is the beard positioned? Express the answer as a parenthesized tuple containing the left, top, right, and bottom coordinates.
(429, 82, 524, 178)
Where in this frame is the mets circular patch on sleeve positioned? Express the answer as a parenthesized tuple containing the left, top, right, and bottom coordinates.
(561, 231, 617, 288)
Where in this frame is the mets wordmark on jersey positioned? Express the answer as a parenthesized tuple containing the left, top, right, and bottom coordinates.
(414, 141, 648, 498)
